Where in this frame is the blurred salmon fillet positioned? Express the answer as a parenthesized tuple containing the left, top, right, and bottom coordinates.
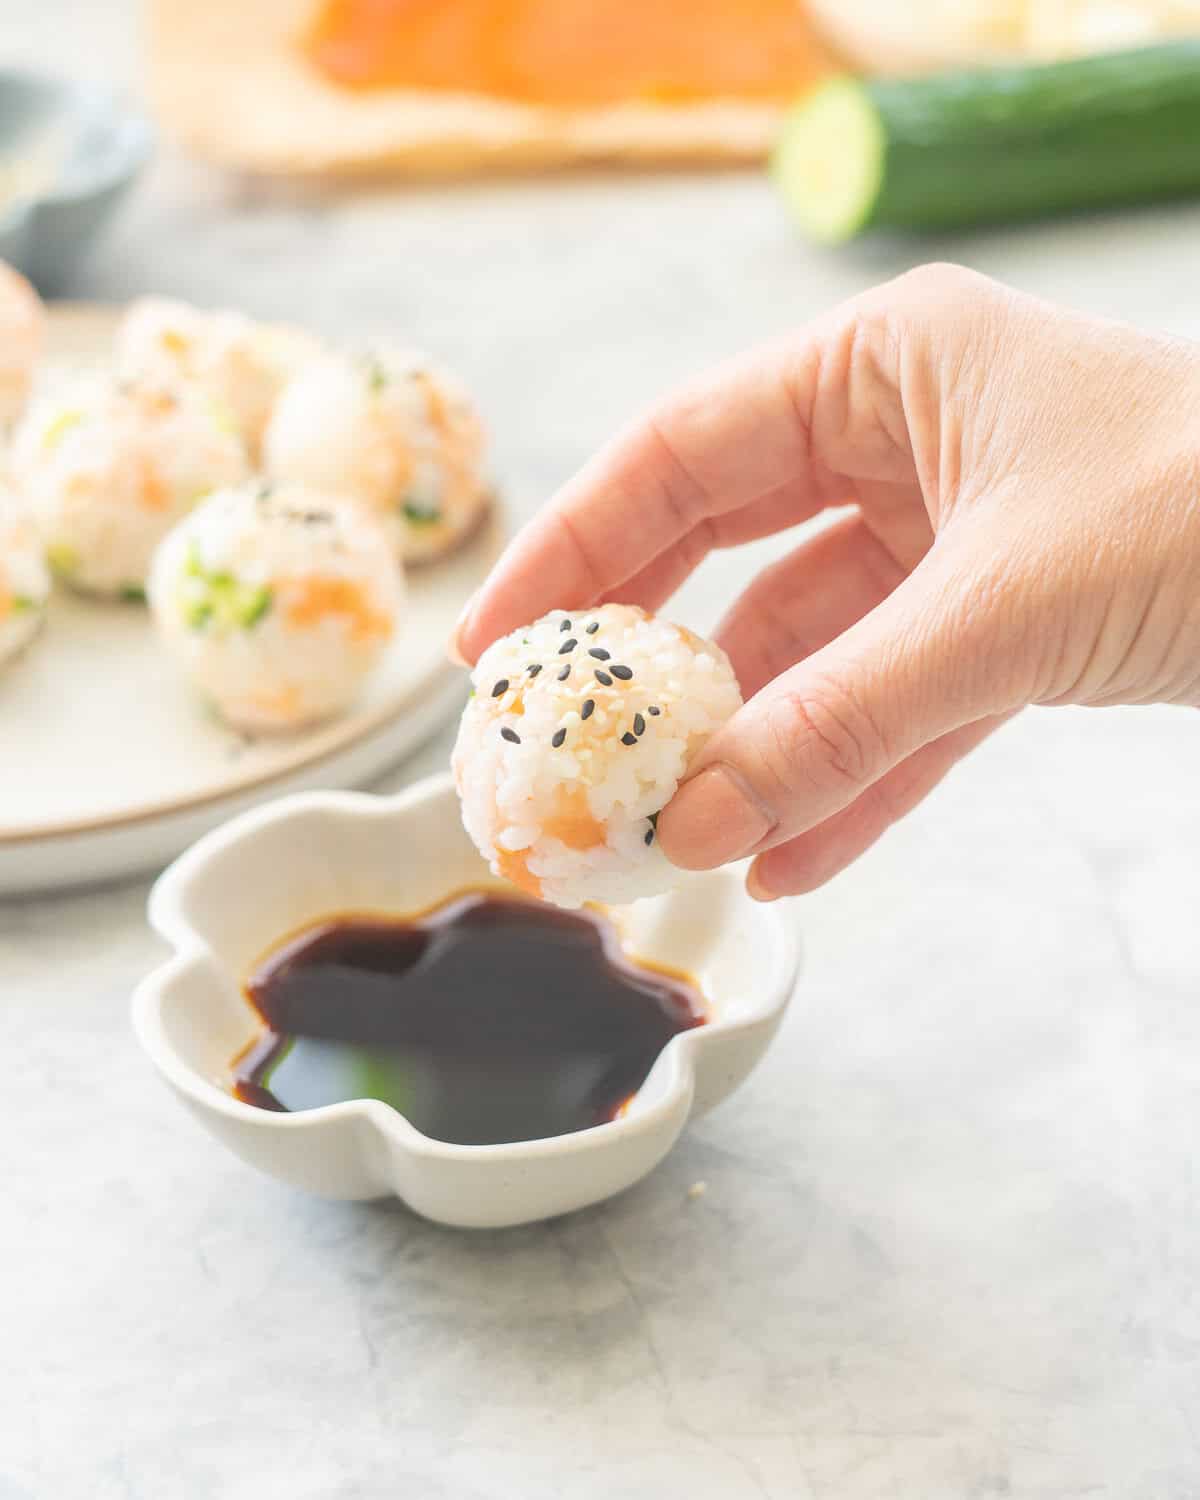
(147, 0, 830, 175)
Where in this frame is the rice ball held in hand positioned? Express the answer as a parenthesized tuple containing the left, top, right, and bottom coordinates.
(0, 489, 50, 668)
(264, 346, 488, 564)
(114, 297, 321, 460)
(11, 373, 249, 598)
(453, 605, 742, 908)
(148, 481, 403, 732)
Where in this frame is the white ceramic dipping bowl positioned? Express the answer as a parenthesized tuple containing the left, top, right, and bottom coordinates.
(132, 774, 801, 1229)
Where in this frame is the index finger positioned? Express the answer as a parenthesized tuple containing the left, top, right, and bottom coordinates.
(454, 335, 828, 664)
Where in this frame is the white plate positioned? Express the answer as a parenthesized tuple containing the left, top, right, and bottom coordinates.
(0, 303, 500, 896)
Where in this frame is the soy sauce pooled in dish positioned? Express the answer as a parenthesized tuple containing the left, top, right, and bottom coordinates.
(233, 890, 706, 1146)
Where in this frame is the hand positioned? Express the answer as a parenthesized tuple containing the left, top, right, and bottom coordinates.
(454, 265, 1200, 898)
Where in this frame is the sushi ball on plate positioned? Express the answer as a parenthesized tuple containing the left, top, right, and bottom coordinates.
(10, 372, 250, 598)
(453, 604, 743, 908)
(114, 297, 321, 459)
(148, 481, 404, 732)
(0, 261, 44, 430)
(0, 488, 50, 667)
(264, 346, 488, 565)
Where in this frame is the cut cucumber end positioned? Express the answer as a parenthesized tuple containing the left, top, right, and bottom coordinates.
(772, 77, 885, 245)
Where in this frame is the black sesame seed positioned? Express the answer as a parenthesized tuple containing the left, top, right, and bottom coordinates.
(580, 699, 595, 720)
(633, 713, 646, 735)
(585, 622, 600, 635)
(594, 669, 613, 686)
(621, 732, 638, 746)
(558, 638, 577, 654)
(648, 705, 661, 716)
(610, 664, 633, 681)
(551, 728, 566, 748)
(557, 664, 571, 681)
(491, 679, 509, 697)
(501, 727, 521, 744)
(587, 647, 610, 661)
(527, 663, 542, 677)
(560, 618, 572, 632)
(644, 829, 654, 846)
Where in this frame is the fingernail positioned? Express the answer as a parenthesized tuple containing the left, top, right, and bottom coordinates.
(659, 764, 776, 871)
(746, 859, 778, 903)
(447, 591, 478, 667)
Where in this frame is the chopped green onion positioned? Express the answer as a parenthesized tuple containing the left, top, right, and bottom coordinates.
(119, 584, 146, 604)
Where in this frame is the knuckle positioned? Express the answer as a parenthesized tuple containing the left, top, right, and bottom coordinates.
(644, 412, 710, 529)
(553, 509, 606, 598)
(864, 757, 927, 832)
(895, 261, 988, 307)
(761, 682, 885, 797)
(676, 516, 716, 572)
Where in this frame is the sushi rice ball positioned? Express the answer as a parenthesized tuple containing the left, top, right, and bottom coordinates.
(148, 481, 403, 732)
(11, 372, 250, 598)
(0, 261, 43, 430)
(264, 346, 488, 564)
(0, 488, 50, 667)
(114, 297, 321, 459)
(453, 605, 743, 908)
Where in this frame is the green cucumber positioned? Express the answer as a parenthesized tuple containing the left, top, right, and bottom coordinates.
(774, 42, 1200, 243)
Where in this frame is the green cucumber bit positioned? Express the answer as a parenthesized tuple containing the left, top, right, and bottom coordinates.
(45, 543, 80, 578)
(403, 499, 442, 527)
(366, 356, 388, 394)
(181, 551, 273, 633)
(237, 587, 273, 628)
(11, 594, 38, 613)
(41, 409, 84, 451)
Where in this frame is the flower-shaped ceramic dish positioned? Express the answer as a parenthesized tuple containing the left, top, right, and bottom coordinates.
(0, 70, 152, 292)
(132, 774, 801, 1228)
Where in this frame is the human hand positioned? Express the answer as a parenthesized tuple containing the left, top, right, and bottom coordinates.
(453, 265, 1200, 898)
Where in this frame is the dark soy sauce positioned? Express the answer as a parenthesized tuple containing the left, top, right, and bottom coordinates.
(233, 890, 706, 1146)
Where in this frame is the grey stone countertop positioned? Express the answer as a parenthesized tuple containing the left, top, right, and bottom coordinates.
(3, 6, 1200, 1497)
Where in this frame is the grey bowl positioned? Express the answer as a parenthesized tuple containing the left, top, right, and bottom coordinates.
(0, 70, 153, 294)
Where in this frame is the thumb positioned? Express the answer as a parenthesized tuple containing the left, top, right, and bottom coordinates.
(658, 546, 1016, 870)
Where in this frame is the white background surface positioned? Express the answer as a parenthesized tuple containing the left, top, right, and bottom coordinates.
(3, 6, 1200, 1497)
